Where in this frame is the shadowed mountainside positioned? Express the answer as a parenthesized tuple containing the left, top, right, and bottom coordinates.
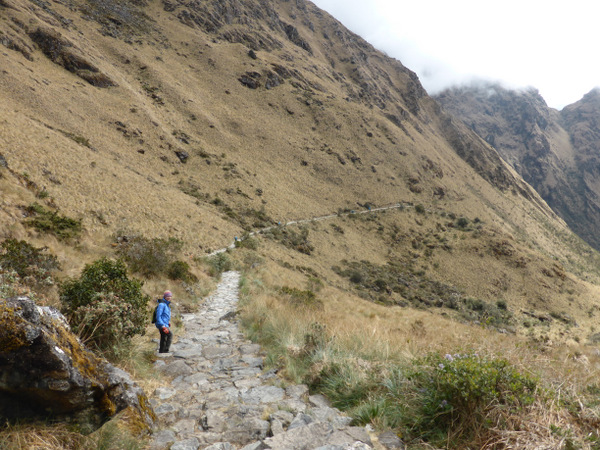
(436, 83, 600, 250)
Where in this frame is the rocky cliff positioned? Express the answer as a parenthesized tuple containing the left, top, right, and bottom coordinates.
(435, 83, 600, 249)
(0, 296, 155, 431)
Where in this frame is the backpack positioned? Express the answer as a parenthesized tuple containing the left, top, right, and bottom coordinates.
(152, 299, 163, 324)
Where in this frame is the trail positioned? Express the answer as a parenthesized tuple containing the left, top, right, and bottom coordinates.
(213, 202, 412, 254)
(147, 272, 379, 450)
(147, 204, 413, 448)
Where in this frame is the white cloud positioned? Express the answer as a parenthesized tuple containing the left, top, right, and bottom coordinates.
(311, 0, 600, 109)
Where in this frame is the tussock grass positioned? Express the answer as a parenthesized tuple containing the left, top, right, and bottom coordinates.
(0, 420, 145, 450)
(0, 422, 89, 450)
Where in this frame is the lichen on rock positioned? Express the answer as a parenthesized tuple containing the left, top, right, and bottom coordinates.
(0, 296, 155, 434)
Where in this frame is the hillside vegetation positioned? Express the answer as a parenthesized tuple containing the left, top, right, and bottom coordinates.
(2, 0, 600, 448)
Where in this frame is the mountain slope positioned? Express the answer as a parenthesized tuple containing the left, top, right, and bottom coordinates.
(435, 82, 600, 250)
(1, 0, 599, 351)
(6, 0, 600, 446)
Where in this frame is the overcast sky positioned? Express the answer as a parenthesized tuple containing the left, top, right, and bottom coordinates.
(311, 0, 600, 110)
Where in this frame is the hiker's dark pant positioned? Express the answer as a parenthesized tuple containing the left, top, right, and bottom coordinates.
(159, 328, 173, 353)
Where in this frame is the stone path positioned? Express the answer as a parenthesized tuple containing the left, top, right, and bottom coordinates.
(214, 202, 414, 255)
(147, 271, 386, 450)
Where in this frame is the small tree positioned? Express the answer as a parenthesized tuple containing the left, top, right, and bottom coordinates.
(60, 258, 149, 356)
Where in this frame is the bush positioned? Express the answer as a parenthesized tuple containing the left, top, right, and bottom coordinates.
(241, 207, 275, 229)
(0, 238, 60, 281)
(204, 252, 232, 277)
(235, 235, 259, 250)
(279, 286, 322, 309)
(456, 217, 470, 229)
(24, 203, 82, 240)
(167, 260, 198, 283)
(264, 226, 314, 255)
(60, 258, 149, 357)
(115, 234, 183, 278)
(388, 353, 538, 445)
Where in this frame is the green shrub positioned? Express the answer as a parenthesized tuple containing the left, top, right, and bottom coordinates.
(179, 181, 209, 201)
(264, 226, 314, 255)
(235, 235, 259, 250)
(279, 286, 322, 309)
(167, 260, 198, 283)
(331, 224, 345, 234)
(415, 204, 426, 214)
(456, 217, 470, 229)
(0, 238, 60, 281)
(204, 252, 232, 277)
(461, 297, 513, 327)
(115, 234, 183, 278)
(36, 189, 50, 199)
(335, 259, 513, 327)
(60, 258, 149, 357)
(242, 207, 275, 229)
(24, 203, 82, 240)
(388, 353, 538, 445)
(211, 197, 224, 206)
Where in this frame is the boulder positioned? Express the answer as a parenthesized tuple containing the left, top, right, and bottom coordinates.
(377, 431, 405, 449)
(0, 296, 155, 432)
(175, 151, 189, 163)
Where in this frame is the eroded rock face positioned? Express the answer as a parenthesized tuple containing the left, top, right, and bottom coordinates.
(28, 27, 116, 87)
(0, 296, 155, 431)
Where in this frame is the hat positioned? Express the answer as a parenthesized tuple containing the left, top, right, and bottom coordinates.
(163, 290, 173, 298)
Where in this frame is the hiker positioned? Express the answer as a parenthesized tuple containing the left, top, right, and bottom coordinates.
(155, 290, 173, 353)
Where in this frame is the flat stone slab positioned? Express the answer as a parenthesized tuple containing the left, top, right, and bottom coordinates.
(239, 344, 262, 354)
(148, 429, 176, 449)
(240, 386, 285, 405)
(170, 437, 200, 450)
(263, 421, 334, 448)
(286, 384, 309, 399)
(173, 347, 204, 359)
(203, 345, 234, 359)
(154, 387, 177, 400)
(159, 360, 194, 377)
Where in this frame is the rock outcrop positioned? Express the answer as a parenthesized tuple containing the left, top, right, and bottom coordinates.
(0, 296, 155, 432)
(28, 27, 116, 87)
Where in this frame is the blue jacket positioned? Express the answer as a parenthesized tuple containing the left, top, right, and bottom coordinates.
(155, 298, 171, 329)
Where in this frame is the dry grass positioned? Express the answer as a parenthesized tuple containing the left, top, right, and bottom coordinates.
(238, 255, 600, 447)
(0, 422, 90, 450)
